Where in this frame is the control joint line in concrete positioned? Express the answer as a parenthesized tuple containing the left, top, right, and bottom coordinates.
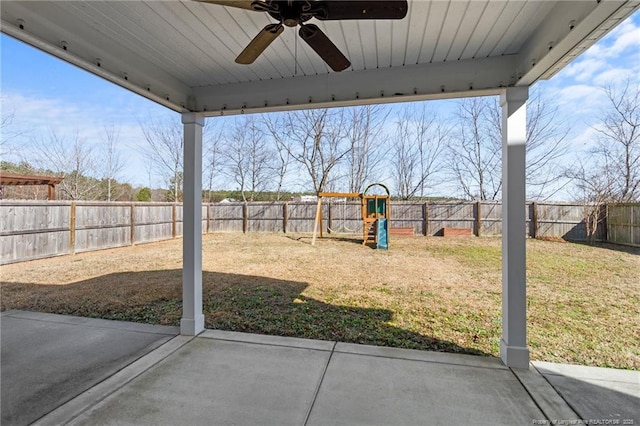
(511, 366, 552, 422)
(304, 342, 337, 426)
(531, 363, 582, 417)
(511, 364, 579, 422)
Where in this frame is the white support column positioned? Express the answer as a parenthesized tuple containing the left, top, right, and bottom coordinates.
(500, 87, 529, 369)
(181, 112, 205, 336)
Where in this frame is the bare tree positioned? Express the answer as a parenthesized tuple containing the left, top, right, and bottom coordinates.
(565, 158, 616, 243)
(592, 79, 640, 202)
(100, 126, 125, 201)
(32, 130, 98, 200)
(1, 108, 27, 160)
(483, 90, 571, 200)
(449, 97, 502, 200)
(1, 110, 16, 158)
(264, 114, 293, 200)
(564, 79, 640, 242)
(278, 108, 351, 193)
(223, 116, 273, 201)
(451, 90, 570, 201)
(203, 122, 224, 203)
(345, 105, 388, 193)
(391, 104, 449, 200)
(140, 116, 183, 201)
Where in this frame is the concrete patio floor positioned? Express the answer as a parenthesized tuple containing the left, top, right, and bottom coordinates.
(1, 310, 638, 425)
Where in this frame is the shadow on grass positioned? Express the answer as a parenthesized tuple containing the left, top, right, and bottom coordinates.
(569, 240, 640, 256)
(1, 270, 491, 357)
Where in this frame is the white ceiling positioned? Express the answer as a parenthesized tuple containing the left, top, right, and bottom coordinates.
(2, 1, 638, 116)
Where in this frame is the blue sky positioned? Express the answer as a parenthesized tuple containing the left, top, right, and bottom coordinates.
(1, 9, 639, 194)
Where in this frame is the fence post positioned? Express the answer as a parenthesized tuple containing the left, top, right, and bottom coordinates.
(423, 202, 429, 236)
(319, 201, 324, 238)
(69, 202, 76, 254)
(475, 201, 482, 236)
(206, 203, 211, 234)
(243, 202, 248, 233)
(172, 203, 177, 238)
(531, 202, 538, 239)
(601, 203, 608, 242)
(327, 202, 333, 233)
(283, 202, 288, 233)
(130, 203, 136, 245)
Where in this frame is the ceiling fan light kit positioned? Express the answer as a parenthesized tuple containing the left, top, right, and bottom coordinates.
(197, 0, 408, 72)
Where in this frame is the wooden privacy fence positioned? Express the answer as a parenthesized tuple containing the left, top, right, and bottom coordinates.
(1, 202, 196, 265)
(607, 204, 640, 247)
(2, 200, 634, 265)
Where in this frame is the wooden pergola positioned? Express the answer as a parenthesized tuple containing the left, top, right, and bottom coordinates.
(0, 173, 63, 200)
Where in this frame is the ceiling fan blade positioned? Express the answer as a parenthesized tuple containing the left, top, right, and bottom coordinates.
(194, 0, 263, 11)
(299, 24, 350, 72)
(236, 24, 284, 64)
(316, 0, 408, 20)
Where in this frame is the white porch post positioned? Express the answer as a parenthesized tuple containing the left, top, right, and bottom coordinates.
(500, 87, 529, 369)
(181, 112, 205, 336)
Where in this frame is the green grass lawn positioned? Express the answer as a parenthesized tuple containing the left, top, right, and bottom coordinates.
(425, 238, 639, 368)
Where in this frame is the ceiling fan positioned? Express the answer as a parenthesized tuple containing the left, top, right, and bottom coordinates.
(196, 0, 408, 72)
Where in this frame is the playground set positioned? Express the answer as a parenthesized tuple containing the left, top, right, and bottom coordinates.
(311, 183, 391, 249)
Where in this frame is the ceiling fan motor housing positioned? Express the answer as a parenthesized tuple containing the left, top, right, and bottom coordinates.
(266, 0, 316, 27)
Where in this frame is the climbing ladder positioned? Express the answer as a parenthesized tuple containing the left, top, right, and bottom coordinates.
(363, 218, 378, 245)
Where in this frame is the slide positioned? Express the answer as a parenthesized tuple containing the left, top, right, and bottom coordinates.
(376, 218, 388, 250)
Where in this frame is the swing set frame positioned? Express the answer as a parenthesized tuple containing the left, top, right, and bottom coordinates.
(311, 183, 391, 246)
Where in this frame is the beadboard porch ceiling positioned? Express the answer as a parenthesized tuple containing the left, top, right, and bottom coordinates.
(1, 1, 638, 115)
